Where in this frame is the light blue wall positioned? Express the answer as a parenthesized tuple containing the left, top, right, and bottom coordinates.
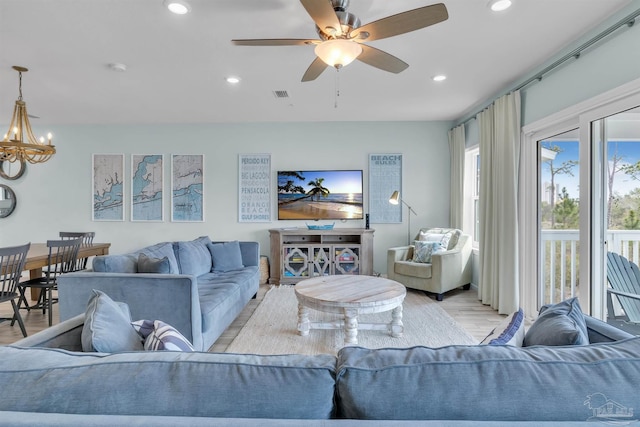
(1, 121, 452, 274)
(461, 2, 640, 139)
(522, 15, 640, 126)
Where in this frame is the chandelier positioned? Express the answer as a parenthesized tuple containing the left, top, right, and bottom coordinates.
(0, 66, 56, 164)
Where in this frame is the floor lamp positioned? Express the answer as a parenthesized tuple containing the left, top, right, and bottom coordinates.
(389, 191, 418, 245)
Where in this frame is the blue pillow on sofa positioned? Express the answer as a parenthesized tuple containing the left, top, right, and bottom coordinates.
(481, 308, 525, 346)
(176, 238, 212, 276)
(207, 241, 244, 272)
(82, 290, 144, 352)
(523, 297, 589, 346)
(137, 253, 171, 274)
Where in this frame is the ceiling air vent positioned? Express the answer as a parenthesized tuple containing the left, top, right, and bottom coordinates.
(273, 90, 289, 99)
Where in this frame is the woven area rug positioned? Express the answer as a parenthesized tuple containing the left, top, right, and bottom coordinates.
(225, 285, 478, 355)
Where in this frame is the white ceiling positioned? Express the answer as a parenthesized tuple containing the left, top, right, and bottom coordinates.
(0, 0, 632, 125)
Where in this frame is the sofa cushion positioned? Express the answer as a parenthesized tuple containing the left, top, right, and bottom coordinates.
(132, 319, 194, 352)
(137, 253, 171, 274)
(336, 338, 640, 421)
(0, 347, 337, 419)
(176, 239, 212, 276)
(395, 260, 432, 279)
(524, 297, 589, 346)
(81, 290, 144, 352)
(92, 253, 138, 273)
(207, 241, 245, 272)
(481, 308, 525, 346)
(413, 241, 445, 263)
(139, 242, 179, 274)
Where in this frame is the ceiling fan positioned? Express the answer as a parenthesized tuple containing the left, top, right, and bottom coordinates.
(232, 0, 448, 82)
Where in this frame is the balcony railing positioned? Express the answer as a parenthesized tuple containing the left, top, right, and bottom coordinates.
(540, 229, 640, 306)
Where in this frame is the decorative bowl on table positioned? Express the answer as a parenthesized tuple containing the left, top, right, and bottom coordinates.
(306, 222, 335, 230)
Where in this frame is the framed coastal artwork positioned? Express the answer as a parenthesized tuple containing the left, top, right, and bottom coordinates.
(131, 154, 164, 222)
(238, 154, 271, 222)
(368, 153, 402, 223)
(171, 154, 204, 222)
(92, 153, 125, 221)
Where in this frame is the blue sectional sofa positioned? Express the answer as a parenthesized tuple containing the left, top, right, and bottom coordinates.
(57, 237, 259, 351)
(3, 308, 639, 425)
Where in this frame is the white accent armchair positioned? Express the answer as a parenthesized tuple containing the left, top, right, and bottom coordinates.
(387, 228, 472, 301)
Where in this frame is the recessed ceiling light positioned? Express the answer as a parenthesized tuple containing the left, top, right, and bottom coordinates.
(488, 0, 512, 12)
(108, 63, 127, 72)
(432, 74, 447, 82)
(164, 0, 191, 15)
(226, 76, 241, 84)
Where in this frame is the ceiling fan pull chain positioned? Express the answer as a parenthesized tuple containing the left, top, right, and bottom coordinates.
(334, 68, 340, 109)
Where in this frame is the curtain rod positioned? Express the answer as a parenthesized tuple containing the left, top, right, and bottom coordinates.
(455, 7, 640, 128)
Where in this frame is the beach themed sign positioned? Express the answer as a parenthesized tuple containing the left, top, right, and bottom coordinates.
(369, 153, 402, 223)
(239, 154, 271, 222)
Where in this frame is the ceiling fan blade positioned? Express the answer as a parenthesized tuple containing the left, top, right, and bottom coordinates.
(232, 38, 319, 46)
(351, 3, 448, 42)
(357, 45, 409, 74)
(300, 0, 342, 36)
(302, 57, 329, 82)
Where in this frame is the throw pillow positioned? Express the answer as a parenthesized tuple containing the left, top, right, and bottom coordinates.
(137, 253, 171, 274)
(132, 319, 194, 352)
(418, 231, 446, 243)
(523, 297, 589, 346)
(207, 240, 245, 272)
(412, 241, 445, 263)
(81, 290, 144, 352)
(480, 308, 525, 346)
(442, 230, 462, 250)
(175, 239, 212, 276)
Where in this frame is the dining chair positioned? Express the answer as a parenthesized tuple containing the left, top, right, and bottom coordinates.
(0, 242, 30, 337)
(17, 238, 82, 326)
(59, 231, 95, 271)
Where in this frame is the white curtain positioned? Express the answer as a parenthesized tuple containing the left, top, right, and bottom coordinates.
(448, 125, 465, 229)
(478, 91, 521, 314)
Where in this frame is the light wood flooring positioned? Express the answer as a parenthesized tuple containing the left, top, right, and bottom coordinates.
(0, 285, 507, 348)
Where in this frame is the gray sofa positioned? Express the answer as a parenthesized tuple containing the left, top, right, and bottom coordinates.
(3, 311, 639, 425)
(57, 237, 259, 351)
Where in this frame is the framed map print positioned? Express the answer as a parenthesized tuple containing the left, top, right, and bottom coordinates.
(92, 153, 124, 221)
(171, 154, 204, 222)
(131, 154, 163, 222)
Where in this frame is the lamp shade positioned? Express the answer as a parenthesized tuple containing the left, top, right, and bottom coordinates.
(314, 39, 363, 68)
(389, 191, 400, 205)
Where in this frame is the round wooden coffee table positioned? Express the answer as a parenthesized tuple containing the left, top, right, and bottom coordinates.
(294, 275, 406, 346)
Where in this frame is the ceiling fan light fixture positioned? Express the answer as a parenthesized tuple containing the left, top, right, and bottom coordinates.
(432, 74, 447, 82)
(314, 39, 362, 68)
(226, 76, 241, 84)
(164, 0, 191, 15)
(488, 0, 512, 12)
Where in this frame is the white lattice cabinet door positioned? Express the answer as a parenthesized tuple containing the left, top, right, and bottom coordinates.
(333, 246, 360, 275)
(312, 247, 331, 277)
(269, 228, 374, 285)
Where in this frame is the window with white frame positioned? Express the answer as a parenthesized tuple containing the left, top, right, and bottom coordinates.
(464, 147, 480, 247)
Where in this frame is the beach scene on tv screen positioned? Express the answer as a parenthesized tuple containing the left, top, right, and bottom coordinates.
(277, 170, 363, 220)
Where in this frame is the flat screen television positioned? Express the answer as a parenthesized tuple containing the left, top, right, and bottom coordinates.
(277, 170, 363, 220)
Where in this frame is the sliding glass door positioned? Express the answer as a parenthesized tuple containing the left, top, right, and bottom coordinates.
(538, 129, 580, 306)
(594, 107, 640, 332)
(523, 84, 640, 324)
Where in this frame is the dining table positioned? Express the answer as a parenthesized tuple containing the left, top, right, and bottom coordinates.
(23, 242, 111, 300)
